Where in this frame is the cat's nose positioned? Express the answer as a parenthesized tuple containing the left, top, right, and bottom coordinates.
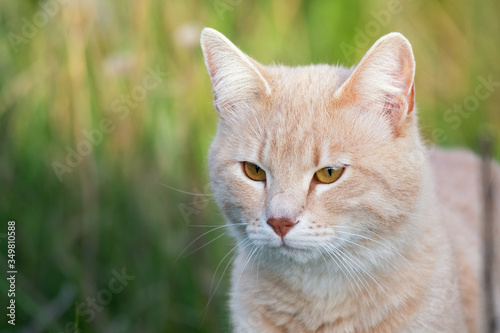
(267, 217, 296, 238)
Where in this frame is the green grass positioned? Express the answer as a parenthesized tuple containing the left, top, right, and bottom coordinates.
(0, 0, 499, 331)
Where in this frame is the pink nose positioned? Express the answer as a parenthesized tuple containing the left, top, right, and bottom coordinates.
(267, 218, 296, 238)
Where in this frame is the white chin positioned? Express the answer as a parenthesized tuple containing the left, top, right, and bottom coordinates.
(274, 245, 317, 263)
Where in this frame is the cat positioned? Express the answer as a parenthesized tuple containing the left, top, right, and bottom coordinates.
(200, 27, 500, 332)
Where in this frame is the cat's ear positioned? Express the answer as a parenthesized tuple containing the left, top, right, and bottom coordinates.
(335, 32, 415, 132)
(200, 28, 271, 114)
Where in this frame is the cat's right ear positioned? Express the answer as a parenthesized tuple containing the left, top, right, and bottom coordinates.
(200, 28, 271, 115)
(334, 32, 416, 134)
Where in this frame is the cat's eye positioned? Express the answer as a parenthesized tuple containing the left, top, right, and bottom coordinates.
(243, 162, 266, 181)
(314, 167, 344, 184)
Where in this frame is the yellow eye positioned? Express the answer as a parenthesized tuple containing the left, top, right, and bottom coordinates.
(243, 162, 266, 181)
(314, 167, 344, 184)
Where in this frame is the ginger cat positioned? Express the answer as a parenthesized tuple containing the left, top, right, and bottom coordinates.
(200, 28, 500, 332)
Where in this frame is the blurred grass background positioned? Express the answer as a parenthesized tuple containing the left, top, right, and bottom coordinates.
(0, 0, 499, 332)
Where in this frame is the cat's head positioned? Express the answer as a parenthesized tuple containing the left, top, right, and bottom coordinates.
(201, 28, 426, 265)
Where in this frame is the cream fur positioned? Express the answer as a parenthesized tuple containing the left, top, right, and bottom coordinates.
(200, 28, 500, 332)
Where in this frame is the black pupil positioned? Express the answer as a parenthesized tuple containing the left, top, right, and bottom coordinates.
(327, 168, 332, 176)
(255, 165, 260, 173)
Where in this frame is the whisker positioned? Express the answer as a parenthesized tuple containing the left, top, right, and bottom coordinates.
(338, 246, 409, 325)
(235, 245, 259, 292)
(320, 244, 370, 330)
(325, 244, 376, 328)
(187, 223, 247, 228)
(332, 224, 408, 244)
(333, 229, 411, 265)
(175, 225, 231, 261)
(314, 247, 329, 267)
(208, 243, 240, 296)
(256, 247, 264, 287)
(331, 234, 401, 272)
(205, 241, 257, 324)
(183, 231, 229, 258)
(181, 198, 215, 205)
(202, 239, 254, 322)
(328, 244, 378, 303)
(334, 245, 385, 329)
(201, 244, 243, 327)
(157, 181, 214, 196)
(367, 198, 431, 219)
(214, 239, 252, 299)
(332, 224, 385, 236)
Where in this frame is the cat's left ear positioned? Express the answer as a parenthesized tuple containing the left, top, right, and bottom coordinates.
(335, 32, 415, 132)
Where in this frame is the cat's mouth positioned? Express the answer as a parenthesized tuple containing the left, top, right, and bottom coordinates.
(278, 242, 309, 254)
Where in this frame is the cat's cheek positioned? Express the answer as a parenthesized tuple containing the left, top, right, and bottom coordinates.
(215, 168, 267, 234)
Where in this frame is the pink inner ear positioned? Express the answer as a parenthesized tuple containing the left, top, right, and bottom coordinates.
(397, 51, 415, 116)
(379, 49, 415, 128)
(382, 94, 400, 117)
(406, 83, 415, 115)
(381, 81, 415, 130)
(381, 93, 403, 129)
